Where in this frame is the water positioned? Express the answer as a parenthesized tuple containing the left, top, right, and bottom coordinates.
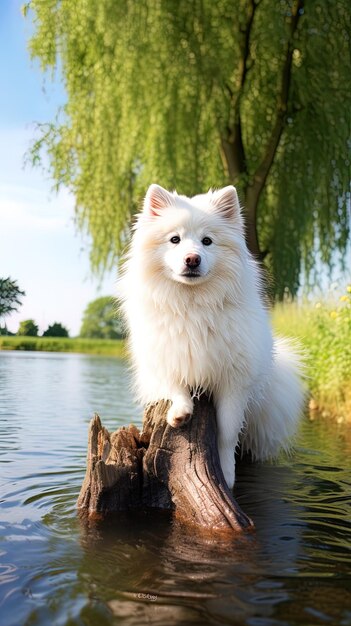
(0, 351, 350, 626)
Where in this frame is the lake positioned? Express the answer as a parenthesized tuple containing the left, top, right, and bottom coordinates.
(0, 351, 350, 626)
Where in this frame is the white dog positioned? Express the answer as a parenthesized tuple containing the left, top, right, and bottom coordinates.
(119, 184, 304, 488)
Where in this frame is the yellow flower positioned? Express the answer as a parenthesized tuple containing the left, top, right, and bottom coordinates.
(340, 295, 349, 302)
(347, 285, 351, 293)
(315, 302, 322, 309)
(330, 311, 338, 319)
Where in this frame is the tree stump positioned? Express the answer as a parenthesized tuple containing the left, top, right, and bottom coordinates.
(77, 395, 253, 532)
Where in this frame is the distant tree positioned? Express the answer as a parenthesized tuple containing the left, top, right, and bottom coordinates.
(27, 0, 351, 299)
(80, 297, 124, 339)
(42, 322, 69, 337)
(0, 327, 15, 336)
(18, 319, 39, 337)
(0, 277, 25, 334)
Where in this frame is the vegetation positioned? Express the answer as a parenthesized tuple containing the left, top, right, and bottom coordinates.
(0, 327, 14, 336)
(26, 0, 350, 298)
(272, 285, 351, 420)
(80, 296, 124, 339)
(0, 336, 125, 357)
(0, 277, 25, 333)
(42, 322, 69, 337)
(17, 319, 39, 337)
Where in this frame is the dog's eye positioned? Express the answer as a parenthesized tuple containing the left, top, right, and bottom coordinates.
(170, 236, 181, 244)
(202, 237, 213, 246)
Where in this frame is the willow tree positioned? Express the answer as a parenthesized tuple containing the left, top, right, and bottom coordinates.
(26, 0, 350, 298)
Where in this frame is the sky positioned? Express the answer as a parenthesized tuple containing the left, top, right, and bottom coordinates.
(0, 1, 116, 336)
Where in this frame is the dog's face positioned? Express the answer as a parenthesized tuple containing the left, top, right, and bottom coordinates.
(134, 184, 245, 286)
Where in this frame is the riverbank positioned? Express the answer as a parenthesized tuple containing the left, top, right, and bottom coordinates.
(272, 287, 351, 423)
(0, 336, 125, 357)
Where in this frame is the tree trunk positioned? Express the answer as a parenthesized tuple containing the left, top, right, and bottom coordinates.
(220, 0, 303, 266)
(78, 395, 253, 533)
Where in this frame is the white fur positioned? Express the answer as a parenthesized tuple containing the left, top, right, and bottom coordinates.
(118, 184, 305, 488)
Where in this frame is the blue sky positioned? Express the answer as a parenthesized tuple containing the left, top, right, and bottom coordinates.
(0, 1, 115, 336)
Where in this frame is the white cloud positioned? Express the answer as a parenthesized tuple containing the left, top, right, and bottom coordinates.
(0, 185, 73, 231)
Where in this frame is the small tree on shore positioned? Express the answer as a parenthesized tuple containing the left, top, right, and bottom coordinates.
(18, 319, 39, 337)
(80, 297, 124, 339)
(42, 322, 69, 337)
(0, 277, 25, 334)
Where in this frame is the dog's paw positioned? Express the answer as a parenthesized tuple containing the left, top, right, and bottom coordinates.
(167, 398, 193, 428)
(167, 413, 192, 428)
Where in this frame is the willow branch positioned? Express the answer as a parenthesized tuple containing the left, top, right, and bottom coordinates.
(246, 0, 304, 209)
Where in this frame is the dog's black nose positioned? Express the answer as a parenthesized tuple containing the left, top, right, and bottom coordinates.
(184, 253, 201, 268)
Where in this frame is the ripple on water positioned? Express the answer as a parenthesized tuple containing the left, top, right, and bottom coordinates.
(0, 351, 350, 626)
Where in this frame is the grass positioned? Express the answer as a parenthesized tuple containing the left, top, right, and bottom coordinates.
(272, 285, 351, 422)
(0, 336, 125, 358)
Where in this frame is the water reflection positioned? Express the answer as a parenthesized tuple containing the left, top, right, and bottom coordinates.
(0, 352, 350, 626)
(76, 416, 350, 625)
(75, 468, 298, 625)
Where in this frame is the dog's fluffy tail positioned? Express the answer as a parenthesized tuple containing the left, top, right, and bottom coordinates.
(241, 337, 305, 460)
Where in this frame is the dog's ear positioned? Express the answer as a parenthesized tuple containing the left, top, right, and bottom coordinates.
(144, 184, 175, 216)
(210, 186, 240, 220)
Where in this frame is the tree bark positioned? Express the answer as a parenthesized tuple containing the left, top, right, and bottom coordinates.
(220, 0, 304, 263)
(78, 395, 253, 533)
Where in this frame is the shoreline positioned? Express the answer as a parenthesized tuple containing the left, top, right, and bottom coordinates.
(0, 336, 125, 358)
